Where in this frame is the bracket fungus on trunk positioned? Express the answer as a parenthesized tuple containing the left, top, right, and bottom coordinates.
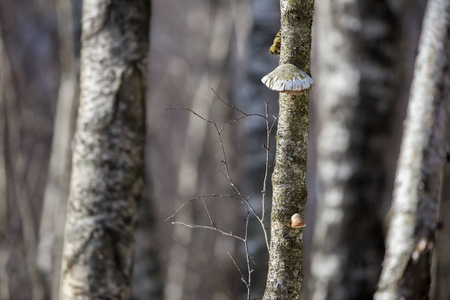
(261, 63, 313, 95)
(291, 213, 307, 228)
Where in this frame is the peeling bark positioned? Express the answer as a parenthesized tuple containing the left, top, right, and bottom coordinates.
(310, 1, 400, 300)
(263, 1, 313, 299)
(59, 1, 150, 299)
(375, 0, 450, 298)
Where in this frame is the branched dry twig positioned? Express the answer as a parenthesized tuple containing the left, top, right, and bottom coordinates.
(166, 95, 277, 299)
(211, 88, 268, 122)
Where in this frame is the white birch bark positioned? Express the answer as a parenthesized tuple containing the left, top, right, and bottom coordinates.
(59, 0, 150, 298)
(311, 1, 400, 299)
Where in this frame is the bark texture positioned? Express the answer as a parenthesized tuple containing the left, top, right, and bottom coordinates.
(263, 1, 313, 299)
(59, 0, 150, 299)
(375, 0, 450, 298)
(310, 2, 399, 300)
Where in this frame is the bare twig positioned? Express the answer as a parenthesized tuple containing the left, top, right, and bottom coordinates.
(227, 251, 248, 286)
(167, 98, 276, 299)
(243, 205, 252, 300)
(171, 222, 245, 242)
(165, 194, 235, 222)
(201, 198, 215, 228)
(261, 101, 275, 224)
(211, 88, 268, 121)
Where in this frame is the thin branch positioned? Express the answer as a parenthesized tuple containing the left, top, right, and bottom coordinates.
(166, 107, 270, 250)
(243, 205, 252, 300)
(166, 99, 275, 298)
(201, 198, 215, 228)
(165, 108, 215, 125)
(165, 194, 235, 222)
(227, 251, 248, 287)
(171, 222, 245, 242)
(211, 88, 268, 121)
(261, 101, 271, 222)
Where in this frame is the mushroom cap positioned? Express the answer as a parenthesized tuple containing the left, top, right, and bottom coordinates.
(261, 64, 313, 94)
(291, 213, 307, 228)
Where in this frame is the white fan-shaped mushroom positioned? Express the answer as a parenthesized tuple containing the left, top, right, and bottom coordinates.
(261, 63, 313, 94)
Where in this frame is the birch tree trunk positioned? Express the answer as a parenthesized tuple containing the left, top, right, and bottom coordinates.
(310, 2, 400, 299)
(263, 1, 313, 299)
(375, 0, 450, 298)
(59, 0, 150, 298)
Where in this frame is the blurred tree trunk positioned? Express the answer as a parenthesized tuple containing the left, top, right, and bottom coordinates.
(132, 188, 164, 299)
(375, 0, 450, 298)
(0, 1, 59, 298)
(59, 0, 150, 298)
(310, 1, 401, 299)
(432, 149, 450, 300)
(0, 23, 10, 300)
(37, 0, 80, 298)
(163, 1, 241, 299)
(262, 1, 314, 299)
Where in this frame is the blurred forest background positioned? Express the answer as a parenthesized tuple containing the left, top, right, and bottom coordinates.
(0, 0, 449, 300)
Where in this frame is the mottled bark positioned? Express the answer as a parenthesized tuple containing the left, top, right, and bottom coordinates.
(263, 1, 313, 299)
(375, 0, 450, 299)
(310, 2, 399, 300)
(59, 0, 150, 299)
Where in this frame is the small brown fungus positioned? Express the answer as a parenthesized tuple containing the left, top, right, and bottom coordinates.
(291, 213, 306, 228)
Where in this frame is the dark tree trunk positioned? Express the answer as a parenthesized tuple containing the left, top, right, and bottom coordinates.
(376, 0, 450, 298)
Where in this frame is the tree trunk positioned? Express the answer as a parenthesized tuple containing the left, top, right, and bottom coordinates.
(375, 0, 450, 298)
(310, 1, 400, 299)
(431, 149, 450, 300)
(132, 189, 164, 300)
(59, 0, 150, 298)
(37, 0, 80, 298)
(0, 23, 10, 300)
(263, 1, 314, 299)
